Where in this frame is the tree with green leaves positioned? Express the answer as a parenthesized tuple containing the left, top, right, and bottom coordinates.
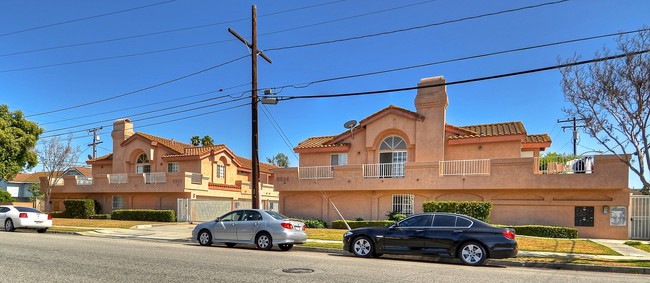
(190, 135, 201, 146)
(0, 189, 15, 203)
(36, 135, 81, 211)
(28, 183, 44, 203)
(266, 153, 290, 168)
(559, 29, 650, 194)
(201, 135, 214, 146)
(0, 104, 43, 181)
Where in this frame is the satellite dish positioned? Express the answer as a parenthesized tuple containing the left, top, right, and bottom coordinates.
(87, 155, 93, 160)
(343, 120, 357, 129)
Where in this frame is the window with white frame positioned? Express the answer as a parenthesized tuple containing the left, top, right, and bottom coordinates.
(112, 195, 124, 210)
(392, 194, 414, 215)
(330, 153, 348, 166)
(167, 162, 179, 173)
(216, 164, 225, 179)
(135, 153, 150, 173)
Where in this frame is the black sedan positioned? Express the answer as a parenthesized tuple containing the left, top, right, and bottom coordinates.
(343, 213, 517, 265)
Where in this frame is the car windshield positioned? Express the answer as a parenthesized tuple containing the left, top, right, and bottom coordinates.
(16, 206, 42, 213)
(264, 210, 288, 220)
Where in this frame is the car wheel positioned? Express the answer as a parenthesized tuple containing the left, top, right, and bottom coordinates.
(37, 228, 48, 233)
(255, 232, 273, 250)
(351, 236, 374, 258)
(458, 242, 487, 265)
(4, 219, 15, 232)
(278, 244, 293, 251)
(225, 243, 236, 248)
(197, 230, 212, 246)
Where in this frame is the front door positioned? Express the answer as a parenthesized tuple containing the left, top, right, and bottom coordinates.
(382, 214, 431, 253)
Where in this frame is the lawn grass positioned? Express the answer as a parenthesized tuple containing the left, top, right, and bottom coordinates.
(52, 218, 160, 229)
(514, 257, 650, 268)
(625, 241, 650, 253)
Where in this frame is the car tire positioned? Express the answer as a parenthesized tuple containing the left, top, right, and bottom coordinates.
(197, 230, 213, 246)
(4, 219, 15, 232)
(458, 242, 487, 265)
(351, 236, 374, 258)
(37, 228, 48, 233)
(255, 232, 273, 250)
(225, 243, 236, 248)
(278, 244, 293, 251)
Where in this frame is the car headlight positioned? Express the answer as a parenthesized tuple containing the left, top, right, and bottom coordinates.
(343, 231, 353, 237)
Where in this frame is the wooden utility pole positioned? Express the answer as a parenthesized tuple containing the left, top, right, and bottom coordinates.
(228, 5, 272, 209)
(87, 126, 103, 159)
(558, 117, 587, 156)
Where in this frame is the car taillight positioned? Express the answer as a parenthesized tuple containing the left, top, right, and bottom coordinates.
(47, 214, 52, 220)
(503, 230, 516, 240)
(302, 225, 306, 231)
(19, 213, 28, 218)
(280, 222, 294, 229)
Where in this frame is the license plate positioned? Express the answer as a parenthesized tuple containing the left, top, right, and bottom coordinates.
(295, 226, 302, 231)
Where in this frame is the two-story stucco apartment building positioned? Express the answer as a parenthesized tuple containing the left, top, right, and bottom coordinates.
(41, 118, 279, 218)
(273, 76, 630, 239)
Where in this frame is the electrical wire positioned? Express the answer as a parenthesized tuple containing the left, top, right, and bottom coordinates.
(267, 28, 650, 91)
(277, 49, 650, 100)
(25, 55, 248, 118)
(260, 103, 300, 160)
(264, 0, 569, 52)
(0, 0, 177, 37)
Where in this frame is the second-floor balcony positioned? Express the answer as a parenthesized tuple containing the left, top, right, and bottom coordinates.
(51, 171, 208, 193)
(277, 155, 626, 191)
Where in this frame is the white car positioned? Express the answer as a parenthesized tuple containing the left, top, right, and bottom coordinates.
(0, 205, 52, 233)
(192, 209, 307, 251)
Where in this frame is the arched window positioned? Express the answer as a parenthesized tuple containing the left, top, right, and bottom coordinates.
(135, 153, 150, 173)
(379, 136, 407, 177)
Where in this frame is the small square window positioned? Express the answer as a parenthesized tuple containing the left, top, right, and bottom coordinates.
(112, 195, 124, 210)
(217, 165, 225, 178)
(167, 162, 179, 173)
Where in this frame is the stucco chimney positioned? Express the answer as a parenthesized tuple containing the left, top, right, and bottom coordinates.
(111, 118, 134, 163)
(414, 76, 448, 162)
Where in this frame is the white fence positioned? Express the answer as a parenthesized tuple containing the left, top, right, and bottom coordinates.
(298, 166, 334, 180)
(439, 159, 490, 176)
(75, 176, 93, 186)
(630, 195, 650, 240)
(144, 172, 167, 184)
(108, 174, 128, 184)
(363, 163, 405, 178)
(534, 156, 595, 174)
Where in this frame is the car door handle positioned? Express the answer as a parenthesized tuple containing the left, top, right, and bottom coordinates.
(453, 230, 463, 233)
(415, 230, 424, 232)
(254, 222, 259, 226)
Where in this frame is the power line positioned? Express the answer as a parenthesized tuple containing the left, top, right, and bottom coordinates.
(268, 28, 649, 91)
(265, 0, 569, 52)
(0, 0, 177, 37)
(260, 103, 299, 160)
(25, 55, 248, 118)
(0, 0, 345, 58)
(277, 49, 650, 101)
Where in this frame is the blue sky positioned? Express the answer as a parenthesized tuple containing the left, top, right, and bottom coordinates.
(1, 0, 648, 188)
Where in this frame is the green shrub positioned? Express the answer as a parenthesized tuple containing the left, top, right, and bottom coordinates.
(332, 220, 395, 229)
(303, 219, 327, 228)
(422, 201, 492, 222)
(89, 214, 111, 220)
(625, 241, 642, 246)
(63, 199, 95, 219)
(47, 211, 71, 218)
(111, 209, 175, 222)
(386, 211, 407, 221)
(495, 224, 578, 238)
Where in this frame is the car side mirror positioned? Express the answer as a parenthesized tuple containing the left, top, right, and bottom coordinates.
(215, 217, 221, 222)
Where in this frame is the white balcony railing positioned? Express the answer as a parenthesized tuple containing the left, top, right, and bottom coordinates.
(439, 159, 490, 176)
(363, 163, 405, 178)
(298, 166, 334, 180)
(191, 173, 203, 185)
(108, 173, 128, 184)
(534, 155, 595, 174)
(76, 176, 93, 186)
(144, 172, 167, 184)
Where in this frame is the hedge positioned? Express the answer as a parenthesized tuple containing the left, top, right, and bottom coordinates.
(501, 225, 578, 239)
(422, 201, 492, 222)
(303, 219, 327, 228)
(63, 199, 95, 219)
(111, 209, 176, 222)
(332, 220, 394, 229)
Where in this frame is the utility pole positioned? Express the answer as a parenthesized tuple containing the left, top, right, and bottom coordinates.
(557, 117, 587, 156)
(228, 5, 272, 209)
(87, 126, 103, 159)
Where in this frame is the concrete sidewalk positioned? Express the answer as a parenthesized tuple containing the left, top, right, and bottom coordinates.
(53, 223, 650, 273)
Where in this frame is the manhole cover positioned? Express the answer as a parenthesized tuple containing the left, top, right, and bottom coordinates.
(282, 268, 314, 274)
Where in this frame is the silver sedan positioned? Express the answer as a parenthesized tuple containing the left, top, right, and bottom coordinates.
(0, 205, 52, 233)
(192, 209, 307, 251)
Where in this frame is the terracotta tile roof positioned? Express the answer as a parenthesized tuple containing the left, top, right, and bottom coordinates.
(182, 145, 226, 156)
(448, 122, 526, 139)
(359, 105, 424, 124)
(134, 132, 191, 154)
(71, 166, 92, 176)
(235, 156, 278, 174)
(7, 167, 91, 183)
(524, 134, 551, 143)
(295, 135, 349, 150)
(88, 153, 113, 163)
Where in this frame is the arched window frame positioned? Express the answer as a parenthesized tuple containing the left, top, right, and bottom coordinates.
(135, 153, 151, 173)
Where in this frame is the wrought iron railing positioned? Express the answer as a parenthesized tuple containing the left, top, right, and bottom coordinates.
(298, 166, 334, 180)
(363, 163, 405, 178)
